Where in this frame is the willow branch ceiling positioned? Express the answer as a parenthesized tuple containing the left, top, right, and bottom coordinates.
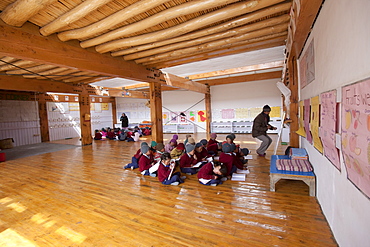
(0, 0, 292, 91)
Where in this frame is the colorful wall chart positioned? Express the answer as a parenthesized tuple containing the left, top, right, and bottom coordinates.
(188, 111, 196, 122)
(221, 109, 235, 119)
(197, 110, 206, 122)
(299, 39, 315, 88)
(296, 101, 306, 137)
(320, 90, 340, 170)
(235, 108, 249, 118)
(304, 98, 313, 143)
(310, 96, 323, 153)
(249, 107, 261, 118)
(341, 78, 370, 198)
(270, 106, 281, 118)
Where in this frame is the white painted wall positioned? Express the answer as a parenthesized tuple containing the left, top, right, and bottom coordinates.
(211, 79, 282, 112)
(299, 0, 370, 246)
(162, 78, 282, 132)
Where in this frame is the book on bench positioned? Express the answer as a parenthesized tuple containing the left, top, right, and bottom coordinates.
(290, 148, 308, 160)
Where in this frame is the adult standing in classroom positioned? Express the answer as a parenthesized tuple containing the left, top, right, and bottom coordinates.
(252, 105, 277, 157)
(120, 113, 129, 129)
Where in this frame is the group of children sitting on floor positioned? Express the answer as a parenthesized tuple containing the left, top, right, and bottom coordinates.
(124, 133, 250, 186)
(93, 126, 151, 141)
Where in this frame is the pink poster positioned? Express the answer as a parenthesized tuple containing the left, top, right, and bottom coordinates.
(221, 109, 235, 119)
(304, 99, 313, 143)
(341, 78, 370, 198)
(320, 90, 341, 170)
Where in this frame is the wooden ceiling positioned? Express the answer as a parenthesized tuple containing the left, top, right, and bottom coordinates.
(0, 0, 294, 95)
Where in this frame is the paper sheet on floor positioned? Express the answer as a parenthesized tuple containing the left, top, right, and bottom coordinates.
(236, 169, 250, 174)
(231, 173, 246, 181)
(244, 155, 253, 159)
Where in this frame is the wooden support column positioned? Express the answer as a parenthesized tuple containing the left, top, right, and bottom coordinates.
(111, 97, 118, 127)
(149, 81, 163, 143)
(38, 93, 50, 142)
(205, 85, 212, 139)
(288, 57, 299, 147)
(79, 94, 92, 146)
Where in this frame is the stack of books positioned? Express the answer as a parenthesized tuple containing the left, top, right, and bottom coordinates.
(290, 148, 308, 160)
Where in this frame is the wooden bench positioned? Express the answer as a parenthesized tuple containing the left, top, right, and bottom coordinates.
(270, 155, 316, 196)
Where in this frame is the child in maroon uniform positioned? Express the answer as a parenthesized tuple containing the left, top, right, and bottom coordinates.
(219, 143, 237, 177)
(207, 133, 219, 155)
(194, 142, 209, 163)
(93, 129, 102, 140)
(124, 142, 148, 169)
(197, 162, 226, 186)
(157, 152, 185, 186)
(106, 129, 116, 140)
(139, 145, 156, 176)
(179, 144, 198, 175)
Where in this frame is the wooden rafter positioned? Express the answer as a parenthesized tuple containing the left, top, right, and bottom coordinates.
(0, 0, 57, 27)
(81, 0, 240, 48)
(198, 71, 282, 86)
(112, 2, 291, 57)
(141, 30, 288, 66)
(95, 0, 286, 53)
(123, 14, 290, 61)
(187, 61, 284, 80)
(0, 21, 162, 83)
(152, 37, 285, 69)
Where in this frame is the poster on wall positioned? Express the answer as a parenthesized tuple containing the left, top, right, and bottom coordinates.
(320, 90, 341, 170)
(304, 99, 313, 143)
(235, 108, 248, 119)
(69, 103, 79, 111)
(101, 103, 109, 111)
(94, 103, 102, 113)
(48, 102, 69, 114)
(188, 111, 196, 122)
(249, 107, 261, 118)
(221, 109, 235, 119)
(212, 109, 222, 120)
(296, 101, 306, 137)
(310, 96, 323, 153)
(170, 112, 178, 123)
(299, 39, 315, 88)
(197, 110, 207, 122)
(341, 78, 370, 198)
(163, 112, 169, 123)
(270, 106, 281, 118)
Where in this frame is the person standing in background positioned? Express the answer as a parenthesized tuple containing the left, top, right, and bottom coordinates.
(252, 105, 277, 157)
(120, 113, 129, 128)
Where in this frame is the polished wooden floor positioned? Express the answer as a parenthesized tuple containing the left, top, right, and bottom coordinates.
(0, 134, 337, 246)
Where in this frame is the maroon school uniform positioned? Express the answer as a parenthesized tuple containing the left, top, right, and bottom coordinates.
(139, 154, 154, 172)
(94, 133, 102, 140)
(179, 153, 197, 168)
(208, 139, 218, 146)
(233, 153, 244, 169)
(133, 148, 142, 159)
(157, 162, 171, 182)
(197, 162, 214, 180)
(195, 148, 208, 162)
(219, 152, 234, 176)
(107, 131, 115, 139)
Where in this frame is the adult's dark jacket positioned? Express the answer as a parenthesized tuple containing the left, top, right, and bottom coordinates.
(252, 112, 271, 138)
(120, 115, 129, 128)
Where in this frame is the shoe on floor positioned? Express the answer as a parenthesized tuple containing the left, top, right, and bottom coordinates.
(181, 176, 187, 180)
(171, 182, 179, 186)
(186, 173, 192, 175)
(131, 166, 134, 170)
(221, 177, 227, 182)
(210, 183, 217, 186)
(150, 173, 156, 177)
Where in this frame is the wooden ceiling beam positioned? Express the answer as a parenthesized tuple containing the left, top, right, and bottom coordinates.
(123, 14, 290, 61)
(0, 21, 162, 83)
(95, 0, 286, 53)
(106, 88, 149, 99)
(143, 31, 287, 66)
(187, 61, 284, 80)
(82, 0, 240, 48)
(163, 73, 208, 94)
(0, 0, 58, 27)
(137, 24, 288, 64)
(199, 71, 282, 86)
(113, 2, 291, 57)
(152, 37, 285, 69)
